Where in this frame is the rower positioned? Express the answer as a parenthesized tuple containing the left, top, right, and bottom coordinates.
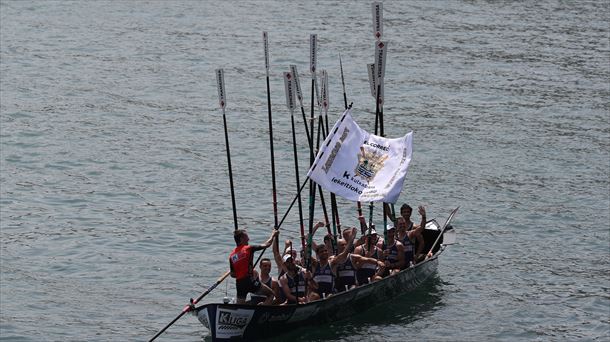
(250, 258, 281, 305)
(334, 238, 357, 291)
(309, 245, 336, 300)
(375, 225, 405, 279)
(398, 204, 428, 264)
(278, 253, 309, 304)
(229, 229, 278, 305)
(354, 228, 382, 285)
(335, 228, 384, 291)
(308, 227, 357, 299)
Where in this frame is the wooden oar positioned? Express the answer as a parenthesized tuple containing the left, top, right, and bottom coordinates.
(290, 65, 312, 148)
(284, 71, 307, 253)
(306, 34, 317, 269)
(427, 207, 459, 256)
(149, 271, 230, 342)
(263, 32, 279, 231)
(216, 69, 238, 231)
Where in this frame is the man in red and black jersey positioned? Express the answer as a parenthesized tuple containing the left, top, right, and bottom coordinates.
(229, 229, 278, 304)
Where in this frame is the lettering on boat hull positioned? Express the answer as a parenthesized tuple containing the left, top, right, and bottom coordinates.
(215, 308, 255, 339)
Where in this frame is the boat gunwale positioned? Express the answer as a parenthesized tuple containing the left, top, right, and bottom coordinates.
(194, 244, 445, 312)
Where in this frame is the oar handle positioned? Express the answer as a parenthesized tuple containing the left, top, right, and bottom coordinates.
(427, 207, 459, 256)
(149, 270, 231, 342)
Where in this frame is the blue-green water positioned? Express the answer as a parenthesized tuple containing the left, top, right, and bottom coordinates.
(1, 1, 608, 341)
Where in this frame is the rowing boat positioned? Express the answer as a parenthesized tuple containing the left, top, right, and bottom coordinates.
(193, 219, 457, 341)
(149, 3, 460, 341)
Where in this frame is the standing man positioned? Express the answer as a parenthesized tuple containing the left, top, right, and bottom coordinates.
(229, 229, 278, 305)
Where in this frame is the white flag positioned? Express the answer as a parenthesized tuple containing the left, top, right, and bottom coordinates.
(307, 109, 413, 203)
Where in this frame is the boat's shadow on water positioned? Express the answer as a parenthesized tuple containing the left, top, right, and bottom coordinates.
(201, 274, 447, 342)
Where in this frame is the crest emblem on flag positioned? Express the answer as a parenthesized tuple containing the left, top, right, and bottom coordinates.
(355, 146, 389, 182)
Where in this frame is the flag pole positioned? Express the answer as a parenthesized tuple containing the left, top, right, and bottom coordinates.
(263, 32, 279, 231)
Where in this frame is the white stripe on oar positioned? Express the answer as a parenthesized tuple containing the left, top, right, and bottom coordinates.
(263, 31, 279, 230)
(284, 71, 296, 113)
(367, 63, 376, 99)
(374, 41, 387, 84)
(290, 64, 304, 108)
(290, 64, 312, 147)
(372, 2, 383, 41)
(321, 70, 329, 114)
(374, 41, 387, 105)
(310, 33, 317, 75)
(216, 68, 238, 231)
(216, 68, 226, 111)
(263, 31, 270, 77)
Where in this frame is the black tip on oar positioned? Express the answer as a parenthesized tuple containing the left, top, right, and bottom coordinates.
(348, 102, 353, 109)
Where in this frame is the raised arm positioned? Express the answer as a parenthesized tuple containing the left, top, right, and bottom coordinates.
(330, 227, 356, 267)
(305, 221, 325, 256)
(357, 215, 368, 234)
(252, 229, 279, 251)
(272, 233, 288, 274)
(409, 206, 427, 238)
(351, 254, 384, 269)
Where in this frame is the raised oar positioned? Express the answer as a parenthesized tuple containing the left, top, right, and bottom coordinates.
(337, 58, 362, 232)
(374, 40, 387, 241)
(291, 65, 312, 148)
(339, 54, 348, 109)
(264, 32, 279, 230)
(284, 71, 307, 253)
(320, 70, 340, 249)
(324, 68, 342, 234)
(149, 69, 236, 341)
(313, 71, 334, 252)
(251, 108, 353, 269)
(307, 33, 317, 268)
(155, 179, 322, 341)
(217, 69, 238, 231)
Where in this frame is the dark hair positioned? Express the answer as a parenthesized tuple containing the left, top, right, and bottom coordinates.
(261, 258, 271, 263)
(233, 229, 246, 245)
(401, 204, 412, 212)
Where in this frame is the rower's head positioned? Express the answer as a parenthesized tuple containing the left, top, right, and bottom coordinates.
(366, 227, 378, 243)
(337, 238, 348, 253)
(282, 253, 296, 271)
(342, 229, 350, 241)
(315, 245, 330, 260)
(233, 229, 249, 246)
(397, 217, 407, 231)
(386, 225, 396, 242)
(260, 258, 272, 275)
(400, 204, 413, 219)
